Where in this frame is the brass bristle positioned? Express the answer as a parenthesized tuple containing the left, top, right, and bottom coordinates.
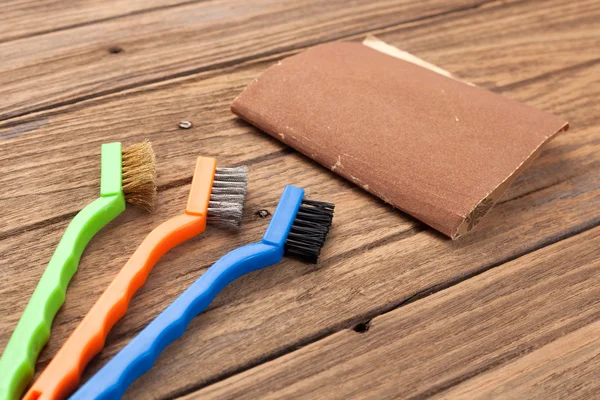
(122, 140, 156, 212)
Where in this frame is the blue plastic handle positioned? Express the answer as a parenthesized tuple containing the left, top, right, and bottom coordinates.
(71, 185, 304, 400)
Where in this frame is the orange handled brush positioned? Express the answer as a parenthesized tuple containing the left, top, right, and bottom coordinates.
(24, 157, 248, 400)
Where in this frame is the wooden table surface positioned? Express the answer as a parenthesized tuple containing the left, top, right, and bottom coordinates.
(1, 1, 599, 399)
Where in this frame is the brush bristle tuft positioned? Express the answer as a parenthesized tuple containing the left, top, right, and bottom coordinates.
(207, 166, 248, 228)
(284, 199, 334, 263)
(122, 140, 157, 212)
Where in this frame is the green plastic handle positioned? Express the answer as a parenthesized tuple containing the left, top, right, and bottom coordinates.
(0, 195, 125, 400)
(0, 143, 125, 400)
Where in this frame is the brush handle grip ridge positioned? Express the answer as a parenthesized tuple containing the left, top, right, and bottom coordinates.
(0, 195, 125, 400)
(71, 242, 282, 400)
(24, 214, 205, 400)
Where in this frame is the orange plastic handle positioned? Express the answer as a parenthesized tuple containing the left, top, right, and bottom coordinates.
(25, 157, 216, 400)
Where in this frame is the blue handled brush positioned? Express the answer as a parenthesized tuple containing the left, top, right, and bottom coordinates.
(70, 185, 334, 400)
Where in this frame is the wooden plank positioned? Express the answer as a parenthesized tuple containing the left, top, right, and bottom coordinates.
(0, 0, 200, 43)
(2, 98, 599, 398)
(372, 0, 600, 89)
(1, 0, 597, 238)
(0, 0, 489, 121)
(0, 64, 270, 239)
(2, 139, 599, 399)
(437, 322, 600, 399)
(183, 226, 600, 399)
(0, 1, 598, 399)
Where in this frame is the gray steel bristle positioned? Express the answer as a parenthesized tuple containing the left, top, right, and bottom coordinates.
(207, 166, 248, 228)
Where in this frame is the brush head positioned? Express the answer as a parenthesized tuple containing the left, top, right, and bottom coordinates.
(207, 166, 248, 228)
(122, 140, 157, 212)
(285, 199, 335, 263)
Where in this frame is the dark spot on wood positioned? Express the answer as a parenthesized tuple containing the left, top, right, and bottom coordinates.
(255, 209, 271, 218)
(353, 321, 371, 334)
(108, 46, 123, 54)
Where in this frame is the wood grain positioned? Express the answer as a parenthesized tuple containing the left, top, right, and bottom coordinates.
(0, 0, 599, 399)
(0, 0, 200, 43)
(1, 0, 597, 238)
(437, 322, 600, 399)
(0, 0, 490, 121)
(185, 225, 600, 399)
(373, 0, 600, 89)
(3, 103, 599, 399)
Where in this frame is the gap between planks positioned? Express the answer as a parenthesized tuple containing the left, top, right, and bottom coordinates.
(1, 0, 588, 234)
(0, 0, 507, 124)
(1, 55, 596, 241)
(0, 0, 211, 45)
(179, 224, 600, 400)
(164, 216, 600, 399)
(2, 0, 596, 396)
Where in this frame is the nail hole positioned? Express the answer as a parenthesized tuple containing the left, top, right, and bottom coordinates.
(353, 321, 370, 334)
(108, 46, 123, 54)
(255, 209, 271, 219)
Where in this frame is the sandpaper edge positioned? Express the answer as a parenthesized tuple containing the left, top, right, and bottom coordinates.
(452, 121, 569, 239)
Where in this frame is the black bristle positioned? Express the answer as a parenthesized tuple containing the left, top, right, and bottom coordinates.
(284, 199, 335, 263)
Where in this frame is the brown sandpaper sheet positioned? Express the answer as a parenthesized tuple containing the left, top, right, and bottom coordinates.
(231, 39, 568, 238)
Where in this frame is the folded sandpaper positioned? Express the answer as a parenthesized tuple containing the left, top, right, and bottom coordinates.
(232, 39, 568, 238)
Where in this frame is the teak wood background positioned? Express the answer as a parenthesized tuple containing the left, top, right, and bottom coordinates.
(1, 0, 599, 399)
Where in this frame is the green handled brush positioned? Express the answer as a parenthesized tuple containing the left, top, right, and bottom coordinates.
(0, 141, 156, 400)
